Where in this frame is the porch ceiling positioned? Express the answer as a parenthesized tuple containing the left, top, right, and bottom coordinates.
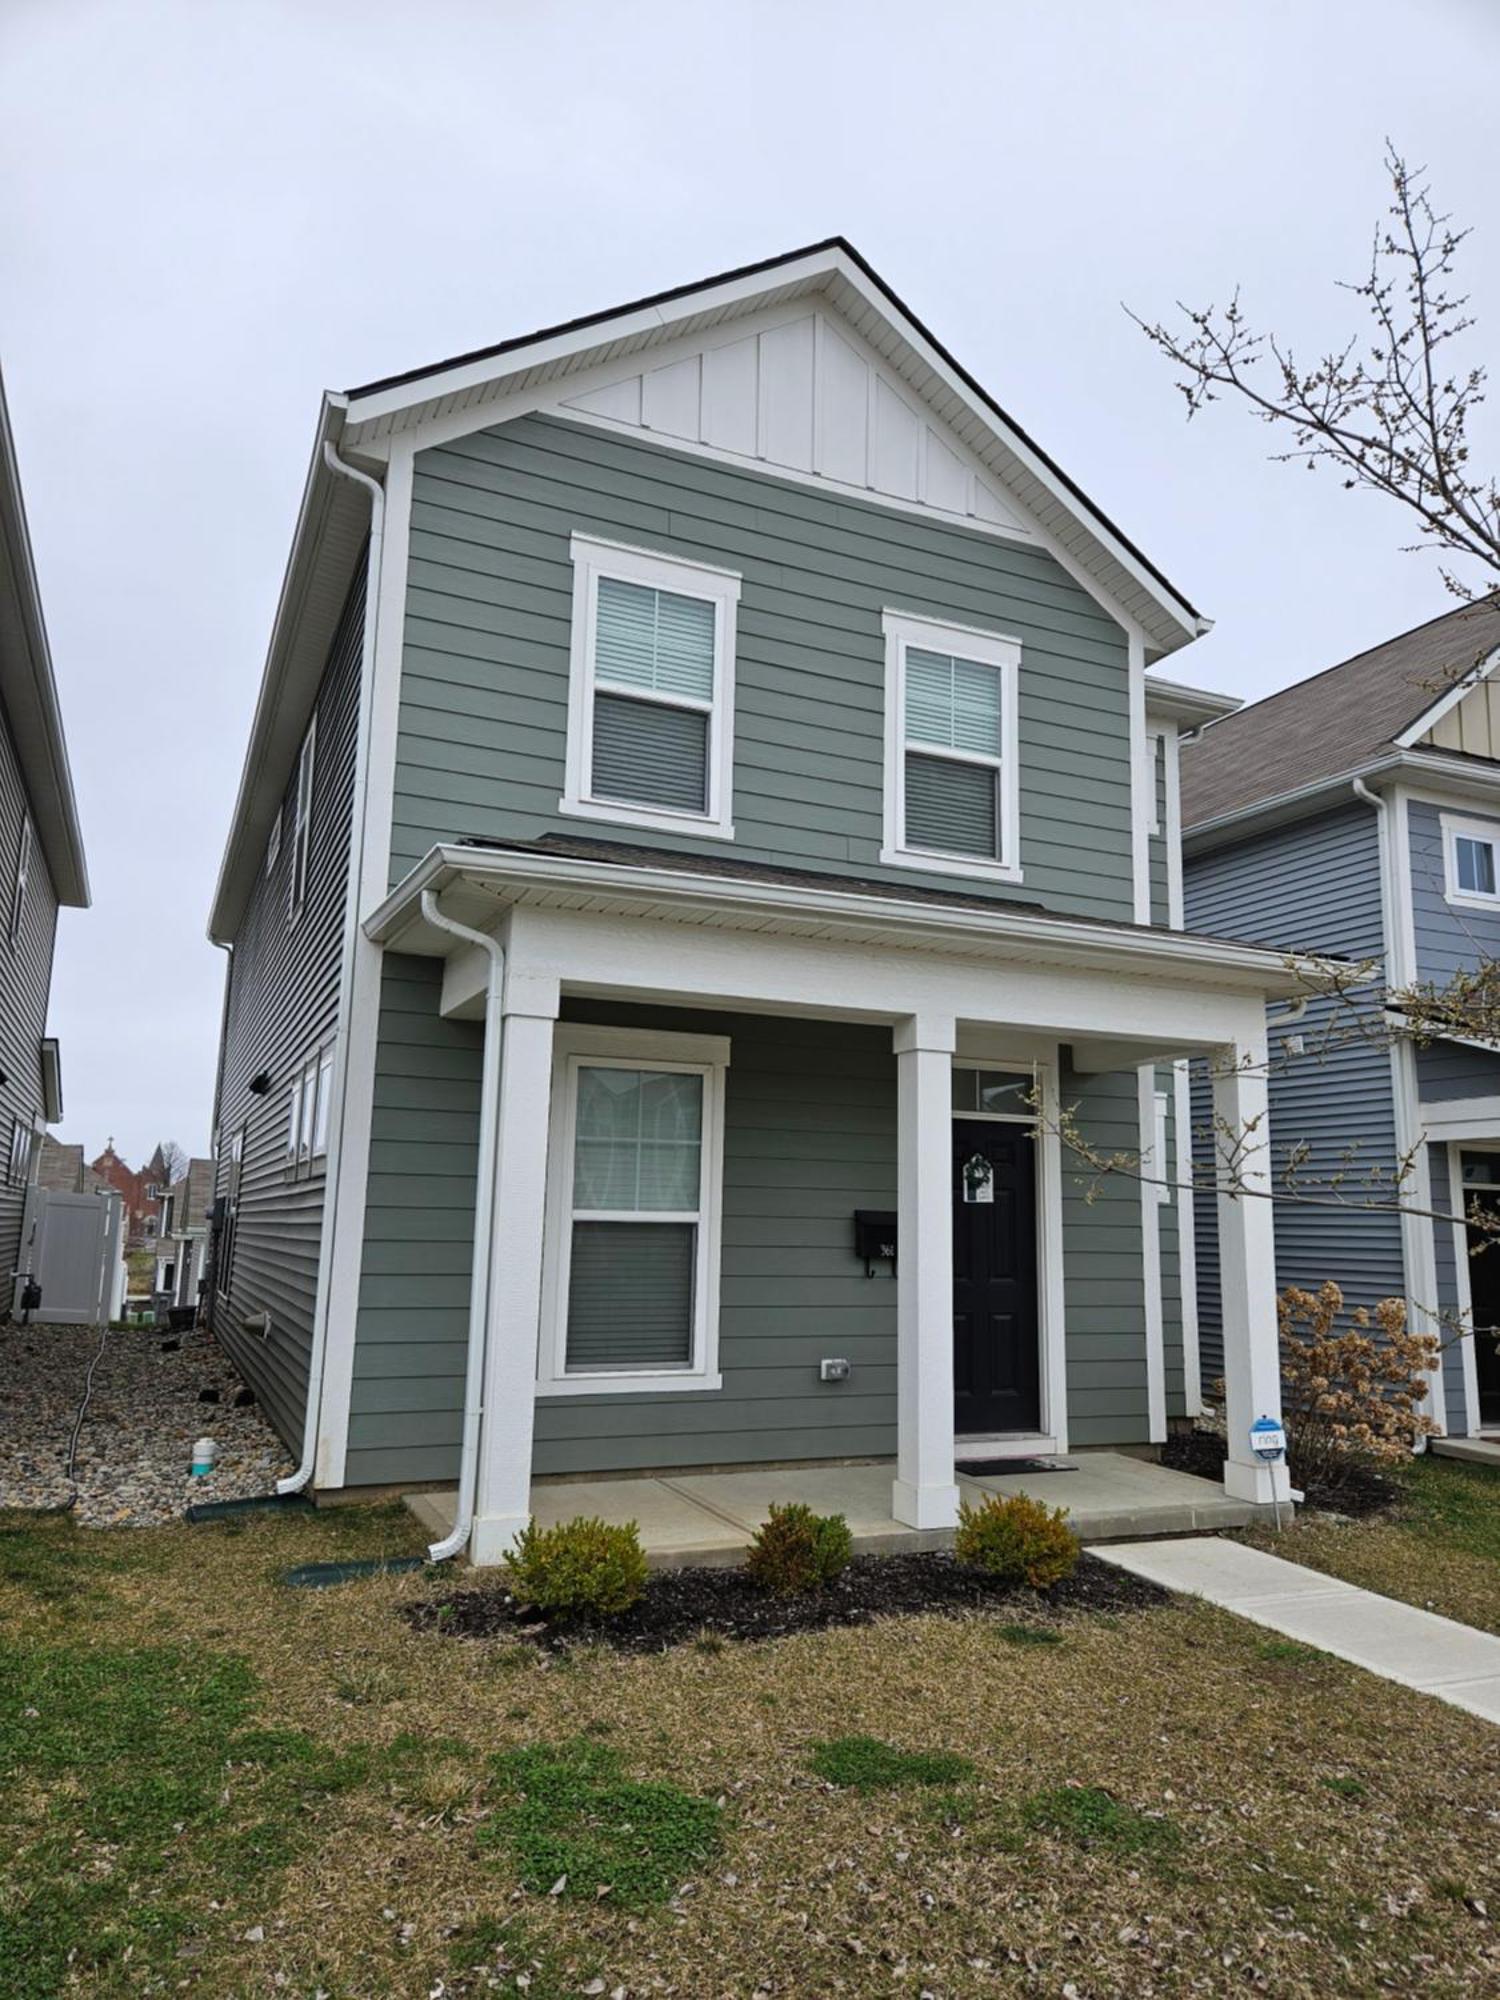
(365, 838, 1314, 1003)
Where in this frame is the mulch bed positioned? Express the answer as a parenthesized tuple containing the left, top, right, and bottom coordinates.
(1159, 1426, 1405, 1518)
(402, 1548, 1168, 1654)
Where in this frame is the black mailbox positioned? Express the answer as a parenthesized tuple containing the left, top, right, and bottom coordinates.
(853, 1209, 898, 1277)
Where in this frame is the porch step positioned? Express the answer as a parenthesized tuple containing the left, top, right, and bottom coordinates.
(1432, 1436, 1500, 1468)
(403, 1452, 1265, 1568)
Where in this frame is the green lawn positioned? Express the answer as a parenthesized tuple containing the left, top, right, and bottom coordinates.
(3, 1501, 1499, 1997)
(1242, 1452, 1500, 1635)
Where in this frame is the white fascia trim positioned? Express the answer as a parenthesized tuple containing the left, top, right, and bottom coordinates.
(879, 608, 1022, 885)
(1394, 644, 1500, 749)
(366, 842, 1316, 995)
(1144, 676, 1241, 730)
(537, 1023, 729, 1397)
(313, 437, 416, 1490)
(562, 533, 740, 842)
(1439, 809, 1500, 912)
(1446, 1141, 1485, 1436)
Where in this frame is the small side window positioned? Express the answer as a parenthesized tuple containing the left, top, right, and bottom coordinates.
(10, 815, 32, 944)
(266, 806, 283, 876)
(1442, 814, 1500, 908)
(289, 717, 316, 919)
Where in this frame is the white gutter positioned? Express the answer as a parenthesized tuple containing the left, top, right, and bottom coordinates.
(416, 889, 505, 1562)
(277, 441, 386, 1496)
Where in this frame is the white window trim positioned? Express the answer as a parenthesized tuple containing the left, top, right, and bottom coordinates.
(1144, 729, 1165, 837)
(879, 608, 1022, 884)
(289, 715, 316, 921)
(286, 1042, 334, 1178)
(265, 805, 283, 876)
(561, 532, 740, 841)
(1152, 1087, 1172, 1205)
(538, 1022, 729, 1396)
(10, 813, 32, 944)
(1441, 811, 1500, 911)
(949, 1060, 1040, 1124)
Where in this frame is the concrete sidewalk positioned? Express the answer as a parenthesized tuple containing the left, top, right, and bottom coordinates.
(1095, 1538, 1500, 1725)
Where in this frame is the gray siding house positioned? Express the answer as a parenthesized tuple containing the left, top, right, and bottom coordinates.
(1183, 598, 1500, 1441)
(208, 242, 1300, 1562)
(0, 365, 89, 1297)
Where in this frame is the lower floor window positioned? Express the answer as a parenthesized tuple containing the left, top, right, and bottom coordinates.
(541, 1029, 728, 1391)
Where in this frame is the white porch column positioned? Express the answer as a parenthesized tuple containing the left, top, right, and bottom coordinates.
(1212, 1036, 1292, 1508)
(892, 1013, 960, 1531)
(470, 971, 559, 1566)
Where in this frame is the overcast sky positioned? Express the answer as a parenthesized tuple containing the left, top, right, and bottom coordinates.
(2, 0, 1497, 1165)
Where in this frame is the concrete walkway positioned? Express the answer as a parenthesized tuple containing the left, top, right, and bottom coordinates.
(406, 1451, 1262, 1567)
(1094, 1538, 1500, 1725)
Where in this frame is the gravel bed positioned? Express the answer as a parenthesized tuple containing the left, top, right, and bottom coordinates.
(404, 1548, 1169, 1652)
(0, 1320, 293, 1526)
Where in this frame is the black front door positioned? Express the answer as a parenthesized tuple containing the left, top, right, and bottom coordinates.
(952, 1119, 1040, 1435)
(1466, 1192, 1500, 1427)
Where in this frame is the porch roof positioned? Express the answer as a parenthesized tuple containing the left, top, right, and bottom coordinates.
(364, 834, 1315, 999)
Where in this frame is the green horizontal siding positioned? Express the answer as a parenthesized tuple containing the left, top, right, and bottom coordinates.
(1061, 1060, 1150, 1446)
(393, 414, 1134, 920)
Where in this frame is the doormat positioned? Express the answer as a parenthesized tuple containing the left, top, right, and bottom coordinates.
(957, 1457, 1077, 1477)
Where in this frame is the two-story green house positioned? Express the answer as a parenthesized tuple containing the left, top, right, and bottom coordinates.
(208, 242, 1300, 1562)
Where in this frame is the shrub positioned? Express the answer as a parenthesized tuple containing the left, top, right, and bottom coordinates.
(808, 1734, 973, 1793)
(504, 1516, 648, 1621)
(1278, 1282, 1439, 1494)
(744, 1503, 853, 1595)
(954, 1493, 1079, 1588)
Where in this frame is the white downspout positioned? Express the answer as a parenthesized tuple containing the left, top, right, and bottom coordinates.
(276, 439, 385, 1494)
(416, 889, 505, 1562)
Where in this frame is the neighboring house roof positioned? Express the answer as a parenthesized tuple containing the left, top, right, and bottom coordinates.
(1182, 597, 1500, 835)
(0, 363, 89, 906)
(210, 240, 1210, 944)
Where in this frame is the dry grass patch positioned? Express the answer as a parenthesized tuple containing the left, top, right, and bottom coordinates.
(2, 1501, 1499, 1995)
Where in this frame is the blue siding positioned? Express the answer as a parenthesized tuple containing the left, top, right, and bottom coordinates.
(1185, 803, 1405, 1383)
(1409, 799, 1500, 985)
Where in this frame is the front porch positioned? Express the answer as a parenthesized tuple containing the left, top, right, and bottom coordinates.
(351, 839, 1306, 1565)
(406, 1450, 1265, 1568)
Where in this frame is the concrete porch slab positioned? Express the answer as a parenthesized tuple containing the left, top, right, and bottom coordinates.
(1432, 1436, 1500, 1468)
(404, 1450, 1257, 1566)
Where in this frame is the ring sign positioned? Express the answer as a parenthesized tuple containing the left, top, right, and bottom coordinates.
(963, 1154, 994, 1204)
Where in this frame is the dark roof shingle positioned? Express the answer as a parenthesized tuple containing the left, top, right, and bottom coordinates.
(1181, 597, 1500, 830)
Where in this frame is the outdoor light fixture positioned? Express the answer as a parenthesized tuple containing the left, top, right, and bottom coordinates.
(248, 1070, 273, 1096)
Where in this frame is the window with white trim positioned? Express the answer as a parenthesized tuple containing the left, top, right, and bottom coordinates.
(562, 534, 740, 840)
(7, 1116, 35, 1186)
(881, 610, 1021, 882)
(286, 1044, 334, 1178)
(1153, 1088, 1172, 1205)
(289, 716, 316, 919)
(540, 1027, 728, 1392)
(265, 805, 283, 876)
(1443, 813, 1500, 908)
(10, 813, 32, 944)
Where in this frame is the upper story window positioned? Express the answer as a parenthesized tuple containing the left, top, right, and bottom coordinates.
(265, 804, 283, 876)
(7, 1116, 35, 1186)
(10, 813, 32, 944)
(562, 534, 740, 841)
(880, 611, 1021, 884)
(289, 716, 316, 920)
(1442, 812, 1500, 910)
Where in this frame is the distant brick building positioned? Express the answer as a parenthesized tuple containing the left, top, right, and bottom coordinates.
(89, 1141, 166, 1247)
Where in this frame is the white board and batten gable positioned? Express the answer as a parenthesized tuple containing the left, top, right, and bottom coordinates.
(1401, 648, 1500, 761)
(558, 309, 1036, 543)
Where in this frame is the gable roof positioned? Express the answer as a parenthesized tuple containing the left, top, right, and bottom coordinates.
(211, 241, 1208, 942)
(0, 364, 88, 906)
(1181, 596, 1500, 834)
